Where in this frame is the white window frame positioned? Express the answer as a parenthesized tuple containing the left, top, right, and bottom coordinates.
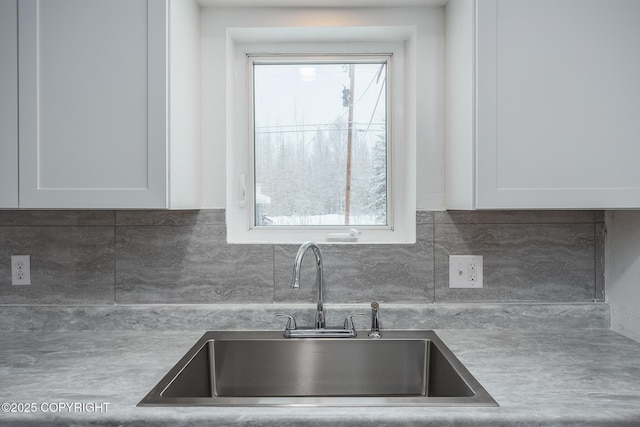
(226, 27, 416, 244)
(250, 54, 392, 230)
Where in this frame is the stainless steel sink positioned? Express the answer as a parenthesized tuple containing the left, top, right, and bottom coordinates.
(138, 330, 497, 407)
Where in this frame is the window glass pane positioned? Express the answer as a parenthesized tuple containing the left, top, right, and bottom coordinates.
(253, 60, 387, 227)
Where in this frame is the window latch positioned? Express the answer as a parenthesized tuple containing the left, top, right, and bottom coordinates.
(326, 228, 361, 242)
(239, 174, 246, 208)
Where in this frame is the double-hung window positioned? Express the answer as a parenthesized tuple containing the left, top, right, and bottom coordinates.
(226, 32, 416, 244)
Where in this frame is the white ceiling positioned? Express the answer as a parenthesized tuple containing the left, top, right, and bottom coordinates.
(196, 0, 447, 7)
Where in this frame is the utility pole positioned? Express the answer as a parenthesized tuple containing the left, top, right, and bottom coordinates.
(344, 64, 355, 225)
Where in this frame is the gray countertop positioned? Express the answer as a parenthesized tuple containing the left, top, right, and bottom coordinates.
(1, 326, 640, 426)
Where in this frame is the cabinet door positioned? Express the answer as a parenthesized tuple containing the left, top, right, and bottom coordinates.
(476, 0, 640, 209)
(0, 0, 19, 208)
(18, 0, 168, 208)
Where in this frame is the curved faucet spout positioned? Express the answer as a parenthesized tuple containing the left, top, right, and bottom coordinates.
(291, 242, 325, 329)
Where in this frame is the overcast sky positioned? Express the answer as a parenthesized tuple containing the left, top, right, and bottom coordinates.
(253, 62, 386, 141)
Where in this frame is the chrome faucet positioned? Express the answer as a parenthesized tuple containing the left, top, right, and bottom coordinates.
(281, 242, 356, 338)
(291, 241, 325, 329)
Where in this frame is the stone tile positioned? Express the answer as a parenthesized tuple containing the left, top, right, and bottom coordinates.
(115, 224, 273, 303)
(115, 209, 224, 226)
(434, 223, 596, 302)
(361, 303, 610, 331)
(416, 210, 434, 225)
(0, 208, 605, 307)
(0, 226, 115, 304)
(0, 210, 114, 226)
(435, 210, 600, 224)
(595, 222, 606, 301)
(594, 211, 605, 222)
(274, 224, 434, 304)
(0, 303, 610, 331)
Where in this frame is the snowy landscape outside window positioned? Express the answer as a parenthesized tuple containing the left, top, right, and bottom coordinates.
(251, 56, 389, 229)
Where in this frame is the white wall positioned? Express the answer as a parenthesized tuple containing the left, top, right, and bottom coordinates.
(199, 6, 445, 209)
(605, 211, 640, 341)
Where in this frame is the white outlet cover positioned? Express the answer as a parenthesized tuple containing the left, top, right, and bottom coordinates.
(11, 255, 31, 286)
(449, 255, 483, 288)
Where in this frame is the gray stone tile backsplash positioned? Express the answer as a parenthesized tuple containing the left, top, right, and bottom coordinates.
(435, 222, 595, 302)
(274, 223, 434, 304)
(115, 224, 273, 304)
(0, 209, 605, 305)
(0, 210, 114, 226)
(0, 225, 114, 304)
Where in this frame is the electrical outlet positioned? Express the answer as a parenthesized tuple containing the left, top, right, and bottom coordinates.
(468, 261, 478, 281)
(11, 255, 31, 286)
(449, 255, 483, 288)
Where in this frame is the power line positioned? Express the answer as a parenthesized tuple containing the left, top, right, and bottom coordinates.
(255, 124, 385, 135)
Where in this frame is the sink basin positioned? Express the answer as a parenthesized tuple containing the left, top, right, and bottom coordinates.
(138, 330, 497, 407)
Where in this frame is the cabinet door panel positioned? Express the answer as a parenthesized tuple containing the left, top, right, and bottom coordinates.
(0, 0, 18, 208)
(476, 0, 640, 208)
(18, 0, 167, 208)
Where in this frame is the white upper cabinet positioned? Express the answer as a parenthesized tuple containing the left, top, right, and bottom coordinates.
(16, 0, 200, 209)
(0, 0, 19, 208)
(446, 0, 640, 209)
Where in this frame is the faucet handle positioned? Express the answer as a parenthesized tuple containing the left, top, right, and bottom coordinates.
(344, 313, 367, 331)
(343, 314, 356, 331)
(275, 313, 297, 330)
